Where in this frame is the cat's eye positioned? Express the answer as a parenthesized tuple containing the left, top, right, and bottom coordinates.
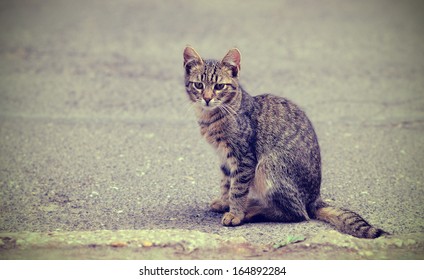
(214, 83, 225, 91)
(193, 82, 204, 90)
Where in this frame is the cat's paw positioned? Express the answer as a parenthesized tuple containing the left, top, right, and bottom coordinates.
(210, 199, 230, 213)
(221, 212, 243, 226)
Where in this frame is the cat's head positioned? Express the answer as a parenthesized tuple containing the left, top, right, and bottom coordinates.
(183, 46, 241, 110)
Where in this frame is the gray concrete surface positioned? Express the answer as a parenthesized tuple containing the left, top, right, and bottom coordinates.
(0, 0, 423, 254)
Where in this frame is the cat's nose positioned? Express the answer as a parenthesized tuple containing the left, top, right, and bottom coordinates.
(204, 97, 211, 106)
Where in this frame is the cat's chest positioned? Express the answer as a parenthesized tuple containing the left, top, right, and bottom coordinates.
(198, 110, 254, 157)
(199, 114, 233, 145)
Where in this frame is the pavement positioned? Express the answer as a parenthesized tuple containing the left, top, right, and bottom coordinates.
(0, 0, 423, 259)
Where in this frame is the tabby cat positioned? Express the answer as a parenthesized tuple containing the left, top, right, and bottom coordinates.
(183, 46, 386, 238)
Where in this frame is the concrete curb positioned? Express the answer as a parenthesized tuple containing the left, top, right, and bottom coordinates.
(1, 230, 423, 260)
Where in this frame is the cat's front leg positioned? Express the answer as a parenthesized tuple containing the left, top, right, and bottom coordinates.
(222, 167, 254, 226)
(210, 165, 230, 213)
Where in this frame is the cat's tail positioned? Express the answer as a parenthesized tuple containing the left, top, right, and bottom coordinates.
(314, 205, 388, 239)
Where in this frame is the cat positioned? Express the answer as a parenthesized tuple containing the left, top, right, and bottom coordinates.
(183, 46, 387, 238)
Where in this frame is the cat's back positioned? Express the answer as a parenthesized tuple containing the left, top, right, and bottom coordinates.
(252, 93, 319, 159)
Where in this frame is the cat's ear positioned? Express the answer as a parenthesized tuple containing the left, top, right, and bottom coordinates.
(221, 48, 241, 77)
(183, 46, 203, 74)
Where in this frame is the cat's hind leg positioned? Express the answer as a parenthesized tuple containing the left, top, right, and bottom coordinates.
(254, 157, 310, 223)
(265, 187, 310, 222)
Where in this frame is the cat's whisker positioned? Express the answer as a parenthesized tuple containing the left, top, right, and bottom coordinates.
(182, 101, 194, 114)
(217, 106, 229, 121)
(181, 101, 198, 119)
(220, 104, 238, 124)
(223, 104, 237, 115)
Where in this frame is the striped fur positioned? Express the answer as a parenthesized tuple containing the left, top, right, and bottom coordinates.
(315, 206, 386, 238)
(183, 46, 387, 238)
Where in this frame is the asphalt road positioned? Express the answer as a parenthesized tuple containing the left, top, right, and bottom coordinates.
(0, 0, 423, 246)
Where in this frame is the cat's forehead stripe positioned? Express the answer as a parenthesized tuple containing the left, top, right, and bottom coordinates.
(192, 60, 216, 83)
(189, 59, 231, 84)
